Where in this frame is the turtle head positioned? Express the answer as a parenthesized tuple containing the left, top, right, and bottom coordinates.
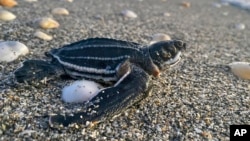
(148, 40, 186, 70)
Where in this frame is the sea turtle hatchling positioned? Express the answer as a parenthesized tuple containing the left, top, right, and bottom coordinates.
(14, 38, 186, 126)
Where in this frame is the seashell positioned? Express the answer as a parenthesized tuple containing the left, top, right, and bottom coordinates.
(62, 80, 103, 103)
(52, 7, 69, 15)
(0, 0, 17, 8)
(228, 62, 250, 80)
(121, 10, 137, 18)
(34, 31, 53, 41)
(38, 17, 60, 29)
(0, 41, 29, 62)
(0, 10, 16, 21)
(150, 33, 171, 44)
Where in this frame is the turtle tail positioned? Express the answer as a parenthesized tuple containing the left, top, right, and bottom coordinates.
(14, 60, 61, 83)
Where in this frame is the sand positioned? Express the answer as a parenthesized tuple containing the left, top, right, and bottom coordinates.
(0, 0, 249, 140)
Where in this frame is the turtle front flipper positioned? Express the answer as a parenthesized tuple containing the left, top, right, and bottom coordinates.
(49, 65, 150, 127)
(14, 60, 63, 83)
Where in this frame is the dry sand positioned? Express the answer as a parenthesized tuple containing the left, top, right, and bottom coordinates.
(0, 0, 249, 140)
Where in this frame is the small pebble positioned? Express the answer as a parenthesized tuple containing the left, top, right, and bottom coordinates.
(38, 17, 60, 29)
(212, 3, 222, 8)
(121, 9, 137, 18)
(0, 10, 16, 21)
(24, 0, 37, 2)
(181, 1, 191, 8)
(228, 62, 250, 80)
(150, 33, 171, 44)
(0, 0, 17, 8)
(163, 12, 171, 17)
(0, 41, 29, 62)
(222, 12, 228, 16)
(221, 1, 229, 6)
(62, 80, 103, 103)
(52, 7, 69, 15)
(194, 128, 202, 133)
(34, 31, 53, 41)
(93, 14, 104, 21)
(202, 131, 213, 140)
(235, 23, 245, 30)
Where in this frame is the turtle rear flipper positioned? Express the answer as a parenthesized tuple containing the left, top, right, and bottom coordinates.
(49, 65, 149, 127)
(14, 60, 62, 83)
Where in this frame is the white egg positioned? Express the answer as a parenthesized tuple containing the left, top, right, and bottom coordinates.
(228, 62, 250, 80)
(0, 41, 29, 62)
(62, 80, 103, 103)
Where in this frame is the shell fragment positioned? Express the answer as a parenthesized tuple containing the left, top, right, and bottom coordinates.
(150, 33, 171, 44)
(0, 0, 17, 8)
(121, 10, 137, 18)
(52, 7, 69, 15)
(34, 31, 53, 41)
(0, 41, 29, 62)
(38, 18, 60, 29)
(0, 10, 16, 21)
(228, 62, 250, 80)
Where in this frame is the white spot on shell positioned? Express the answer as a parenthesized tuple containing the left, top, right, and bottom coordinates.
(0, 10, 16, 21)
(52, 7, 69, 15)
(121, 10, 137, 18)
(228, 62, 250, 80)
(38, 17, 60, 29)
(34, 31, 53, 41)
(150, 33, 171, 44)
(62, 80, 103, 103)
(0, 41, 29, 62)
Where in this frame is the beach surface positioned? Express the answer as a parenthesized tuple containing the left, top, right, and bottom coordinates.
(0, 0, 249, 140)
